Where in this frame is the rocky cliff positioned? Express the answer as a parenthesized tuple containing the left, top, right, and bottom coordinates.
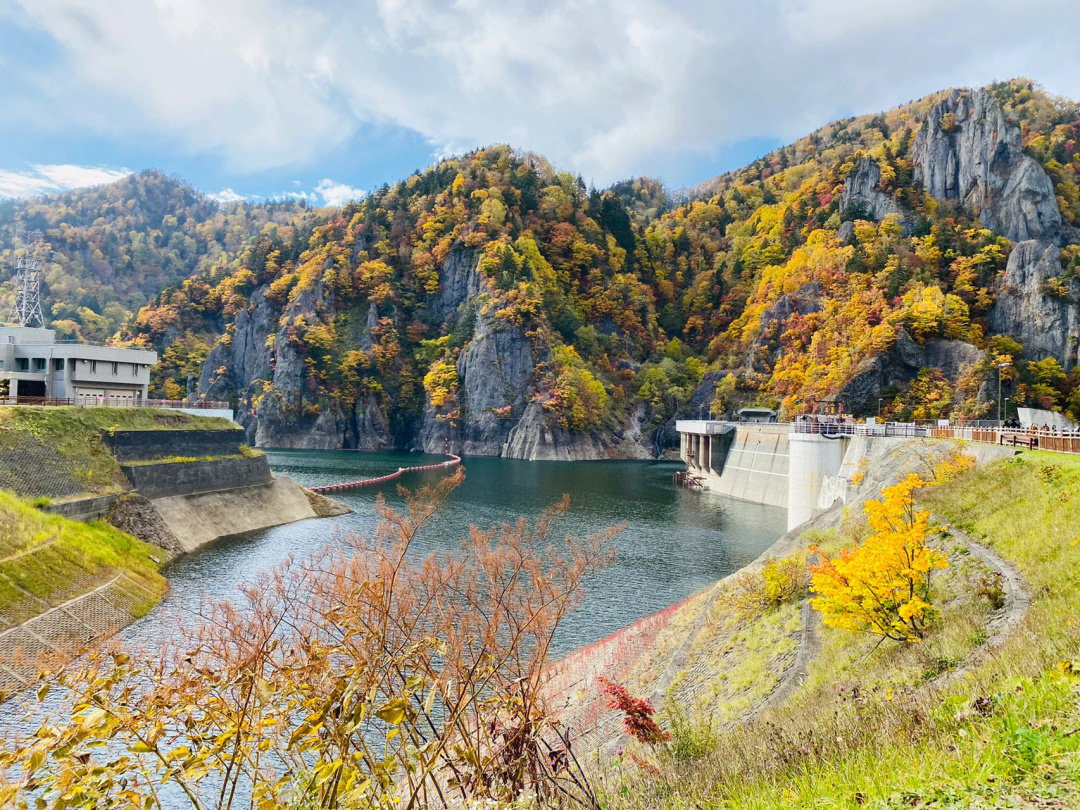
(912, 88, 1062, 243)
(990, 241, 1080, 370)
(834, 86, 1079, 383)
(841, 157, 913, 231)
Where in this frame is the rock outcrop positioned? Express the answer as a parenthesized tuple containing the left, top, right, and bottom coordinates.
(431, 243, 482, 322)
(502, 402, 606, 461)
(839, 329, 985, 414)
(453, 313, 535, 455)
(912, 88, 1062, 243)
(990, 240, 1080, 370)
(841, 157, 912, 230)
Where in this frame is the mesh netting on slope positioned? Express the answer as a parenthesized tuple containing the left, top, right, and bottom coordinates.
(0, 574, 152, 699)
(0, 433, 91, 498)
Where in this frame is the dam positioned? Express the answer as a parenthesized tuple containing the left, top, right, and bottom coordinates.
(677, 420, 881, 531)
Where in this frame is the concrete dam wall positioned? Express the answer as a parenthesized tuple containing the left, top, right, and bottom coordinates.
(676, 421, 1013, 532)
(681, 424, 790, 509)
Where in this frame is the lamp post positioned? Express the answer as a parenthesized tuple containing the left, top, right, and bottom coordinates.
(877, 398, 883, 419)
(997, 362, 1008, 424)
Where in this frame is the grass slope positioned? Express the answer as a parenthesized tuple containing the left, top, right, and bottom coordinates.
(0, 406, 235, 498)
(0, 488, 166, 628)
(602, 451, 1080, 809)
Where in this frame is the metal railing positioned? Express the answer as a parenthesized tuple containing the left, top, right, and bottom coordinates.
(0, 396, 230, 410)
(788, 418, 1080, 454)
(790, 419, 932, 438)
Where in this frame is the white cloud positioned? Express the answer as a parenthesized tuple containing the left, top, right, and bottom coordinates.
(10, 1, 1080, 185)
(210, 187, 248, 203)
(314, 179, 364, 207)
(0, 164, 130, 199)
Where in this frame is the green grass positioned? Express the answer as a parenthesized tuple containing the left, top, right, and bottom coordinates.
(122, 448, 262, 466)
(0, 489, 166, 627)
(600, 451, 1080, 809)
(0, 406, 236, 497)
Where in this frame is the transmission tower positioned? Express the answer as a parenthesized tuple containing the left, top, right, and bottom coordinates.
(7, 226, 46, 328)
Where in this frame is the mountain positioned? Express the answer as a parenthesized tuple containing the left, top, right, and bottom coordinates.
(11, 79, 1080, 454)
(0, 171, 315, 340)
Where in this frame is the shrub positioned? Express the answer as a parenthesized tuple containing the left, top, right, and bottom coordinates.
(810, 474, 947, 642)
(598, 677, 671, 746)
(0, 474, 615, 810)
(728, 553, 809, 617)
(664, 706, 717, 762)
(976, 571, 1007, 610)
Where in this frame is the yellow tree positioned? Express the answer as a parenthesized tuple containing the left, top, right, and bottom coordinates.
(809, 474, 947, 641)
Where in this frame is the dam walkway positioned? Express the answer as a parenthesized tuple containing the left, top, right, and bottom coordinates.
(791, 419, 1080, 455)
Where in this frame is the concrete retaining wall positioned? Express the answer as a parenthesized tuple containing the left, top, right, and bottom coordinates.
(120, 454, 272, 499)
(104, 429, 245, 461)
(151, 477, 322, 553)
(42, 493, 123, 522)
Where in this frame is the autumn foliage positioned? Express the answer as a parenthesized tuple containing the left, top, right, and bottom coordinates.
(0, 473, 617, 809)
(597, 677, 670, 747)
(809, 475, 947, 642)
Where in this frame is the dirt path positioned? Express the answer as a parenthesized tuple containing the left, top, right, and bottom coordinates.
(931, 519, 1030, 687)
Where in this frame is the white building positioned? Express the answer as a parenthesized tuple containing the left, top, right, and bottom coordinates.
(0, 326, 157, 404)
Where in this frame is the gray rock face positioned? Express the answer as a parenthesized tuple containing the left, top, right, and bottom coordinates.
(345, 396, 393, 451)
(990, 240, 1080, 370)
(913, 88, 1062, 243)
(839, 329, 985, 414)
(455, 313, 535, 455)
(841, 157, 911, 229)
(502, 402, 606, 461)
(198, 290, 274, 399)
(924, 339, 985, 379)
(432, 243, 482, 321)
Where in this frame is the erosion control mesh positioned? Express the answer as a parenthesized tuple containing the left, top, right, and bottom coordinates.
(0, 573, 153, 698)
(0, 432, 91, 498)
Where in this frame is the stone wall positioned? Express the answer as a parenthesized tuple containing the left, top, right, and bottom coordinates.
(103, 429, 245, 461)
(119, 454, 272, 498)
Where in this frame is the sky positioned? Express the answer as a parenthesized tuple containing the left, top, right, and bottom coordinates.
(1, 0, 1080, 205)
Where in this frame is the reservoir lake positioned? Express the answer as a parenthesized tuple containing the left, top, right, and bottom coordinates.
(131, 450, 787, 658)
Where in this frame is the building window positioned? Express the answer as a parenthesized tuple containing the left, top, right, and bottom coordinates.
(16, 358, 28, 371)
(112, 362, 118, 375)
(34, 358, 46, 371)
(53, 358, 64, 371)
(90, 360, 97, 373)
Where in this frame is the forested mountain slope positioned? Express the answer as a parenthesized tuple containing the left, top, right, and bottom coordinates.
(8, 79, 1080, 455)
(0, 171, 314, 340)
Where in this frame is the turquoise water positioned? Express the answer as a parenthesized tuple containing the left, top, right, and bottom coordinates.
(130, 451, 787, 657)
